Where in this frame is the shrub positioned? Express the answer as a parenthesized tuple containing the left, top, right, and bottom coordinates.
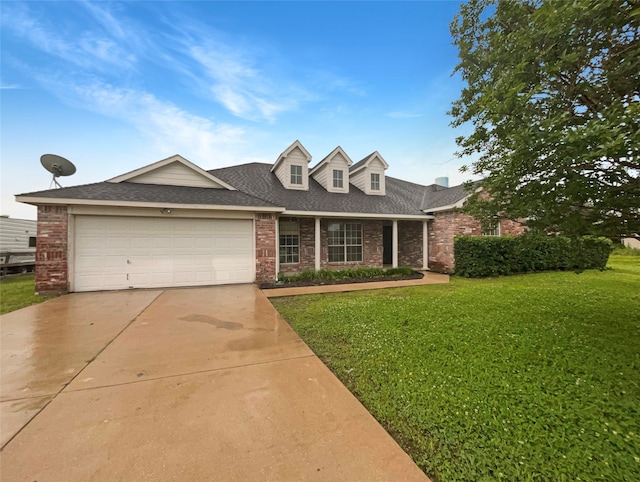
(454, 234, 612, 277)
(276, 267, 418, 284)
(386, 267, 417, 276)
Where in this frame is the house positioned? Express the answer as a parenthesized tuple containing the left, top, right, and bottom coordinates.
(16, 141, 525, 294)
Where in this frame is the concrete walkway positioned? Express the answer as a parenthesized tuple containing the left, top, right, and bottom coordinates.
(263, 271, 449, 298)
(1, 285, 429, 481)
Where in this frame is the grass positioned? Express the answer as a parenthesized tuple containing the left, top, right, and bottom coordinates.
(271, 254, 640, 481)
(0, 274, 48, 315)
(613, 245, 640, 256)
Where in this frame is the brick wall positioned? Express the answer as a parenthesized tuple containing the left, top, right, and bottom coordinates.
(429, 211, 526, 272)
(398, 221, 423, 268)
(501, 218, 527, 236)
(429, 211, 481, 272)
(255, 213, 277, 283)
(35, 205, 69, 294)
(298, 217, 316, 271)
(278, 218, 384, 274)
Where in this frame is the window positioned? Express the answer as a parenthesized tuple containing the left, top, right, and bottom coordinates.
(371, 173, 380, 191)
(28, 236, 37, 247)
(482, 222, 500, 237)
(279, 220, 300, 264)
(332, 169, 344, 188)
(328, 222, 362, 262)
(290, 165, 302, 185)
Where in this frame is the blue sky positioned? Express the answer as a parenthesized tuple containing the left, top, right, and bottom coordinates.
(1, 1, 471, 220)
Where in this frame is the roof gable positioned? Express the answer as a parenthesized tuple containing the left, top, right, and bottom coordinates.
(107, 155, 236, 190)
(309, 146, 353, 175)
(349, 151, 389, 174)
(270, 140, 312, 173)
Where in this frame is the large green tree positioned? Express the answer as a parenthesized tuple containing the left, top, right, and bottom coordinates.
(450, 0, 640, 238)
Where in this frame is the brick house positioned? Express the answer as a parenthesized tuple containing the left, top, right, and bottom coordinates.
(16, 141, 524, 294)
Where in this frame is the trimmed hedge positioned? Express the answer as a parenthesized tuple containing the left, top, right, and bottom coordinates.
(454, 234, 613, 277)
(277, 266, 416, 284)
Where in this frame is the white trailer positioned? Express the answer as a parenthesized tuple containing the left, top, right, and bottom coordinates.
(0, 216, 37, 275)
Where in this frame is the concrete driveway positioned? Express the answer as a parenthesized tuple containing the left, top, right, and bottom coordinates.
(1, 285, 428, 481)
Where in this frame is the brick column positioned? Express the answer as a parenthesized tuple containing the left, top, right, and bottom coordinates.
(35, 205, 69, 294)
(255, 213, 277, 283)
(397, 220, 424, 268)
(429, 211, 482, 272)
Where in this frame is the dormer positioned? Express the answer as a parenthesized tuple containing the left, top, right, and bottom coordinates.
(309, 146, 353, 194)
(107, 154, 236, 189)
(349, 151, 389, 195)
(271, 140, 312, 191)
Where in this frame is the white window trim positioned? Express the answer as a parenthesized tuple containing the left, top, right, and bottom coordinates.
(290, 165, 303, 185)
(482, 222, 501, 237)
(371, 173, 380, 191)
(328, 222, 363, 263)
(279, 220, 300, 264)
(333, 169, 344, 189)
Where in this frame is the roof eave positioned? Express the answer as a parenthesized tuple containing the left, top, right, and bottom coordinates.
(422, 198, 467, 214)
(282, 209, 434, 220)
(15, 196, 285, 213)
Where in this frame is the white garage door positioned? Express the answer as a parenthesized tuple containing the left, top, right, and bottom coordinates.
(74, 216, 254, 291)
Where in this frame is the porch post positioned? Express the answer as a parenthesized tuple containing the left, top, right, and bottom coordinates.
(275, 217, 280, 278)
(392, 219, 398, 268)
(315, 217, 321, 271)
(422, 220, 429, 270)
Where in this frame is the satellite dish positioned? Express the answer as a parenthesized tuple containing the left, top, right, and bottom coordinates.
(40, 154, 76, 188)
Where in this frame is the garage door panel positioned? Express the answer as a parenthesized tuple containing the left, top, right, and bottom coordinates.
(174, 255, 194, 267)
(104, 256, 127, 268)
(175, 237, 195, 249)
(104, 236, 127, 249)
(152, 237, 174, 249)
(130, 236, 151, 249)
(234, 271, 252, 282)
(76, 255, 106, 269)
(74, 216, 254, 291)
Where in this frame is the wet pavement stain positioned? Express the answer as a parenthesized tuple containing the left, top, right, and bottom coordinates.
(179, 314, 243, 330)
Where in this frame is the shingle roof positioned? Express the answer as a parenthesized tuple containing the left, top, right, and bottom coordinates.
(349, 152, 377, 173)
(17, 162, 476, 215)
(422, 181, 479, 210)
(210, 163, 473, 215)
(17, 181, 278, 207)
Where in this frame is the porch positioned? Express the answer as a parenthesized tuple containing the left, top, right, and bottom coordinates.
(276, 217, 431, 276)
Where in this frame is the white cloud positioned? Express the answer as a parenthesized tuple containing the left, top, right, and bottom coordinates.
(187, 43, 301, 122)
(48, 77, 246, 163)
(0, 83, 22, 89)
(80, 1, 128, 40)
(1, 3, 137, 71)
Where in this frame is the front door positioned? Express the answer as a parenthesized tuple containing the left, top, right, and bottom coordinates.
(383, 225, 393, 265)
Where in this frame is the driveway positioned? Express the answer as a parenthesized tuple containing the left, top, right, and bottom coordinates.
(1, 285, 428, 481)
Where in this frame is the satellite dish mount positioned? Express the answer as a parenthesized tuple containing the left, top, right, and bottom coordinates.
(40, 154, 77, 188)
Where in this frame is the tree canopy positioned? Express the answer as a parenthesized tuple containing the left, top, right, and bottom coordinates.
(450, 0, 640, 238)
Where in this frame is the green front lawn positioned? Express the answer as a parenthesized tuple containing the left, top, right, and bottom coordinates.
(272, 255, 640, 481)
(0, 274, 48, 315)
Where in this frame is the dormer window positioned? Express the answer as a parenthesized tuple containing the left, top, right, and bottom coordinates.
(271, 140, 311, 190)
(371, 173, 380, 191)
(290, 165, 303, 185)
(333, 169, 344, 189)
(349, 151, 388, 195)
(309, 146, 352, 193)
